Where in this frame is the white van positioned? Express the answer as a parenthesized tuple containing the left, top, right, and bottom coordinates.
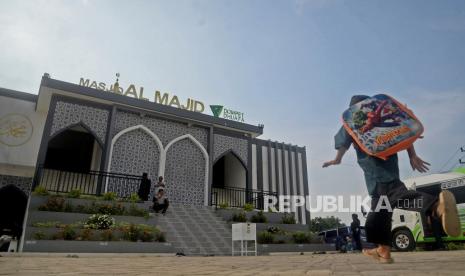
(391, 172, 465, 251)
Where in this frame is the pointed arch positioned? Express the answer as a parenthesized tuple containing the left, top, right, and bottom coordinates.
(213, 149, 247, 171)
(107, 124, 164, 177)
(49, 121, 105, 148)
(162, 134, 209, 206)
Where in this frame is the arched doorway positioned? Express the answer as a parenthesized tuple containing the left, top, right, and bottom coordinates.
(0, 185, 27, 245)
(212, 151, 247, 207)
(39, 124, 103, 194)
(164, 135, 208, 206)
(108, 126, 161, 198)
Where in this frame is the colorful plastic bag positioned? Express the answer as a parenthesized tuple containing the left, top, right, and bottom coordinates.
(342, 94, 423, 160)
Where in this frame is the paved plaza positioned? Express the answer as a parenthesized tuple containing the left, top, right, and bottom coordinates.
(1, 251, 464, 275)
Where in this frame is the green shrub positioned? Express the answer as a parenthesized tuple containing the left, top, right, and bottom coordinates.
(101, 229, 116, 241)
(156, 232, 166, 242)
(67, 189, 81, 198)
(103, 192, 117, 201)
(281, 213, 296, 224)
(38, 196, 65, 212)
(64, 202, 74, 212)
(219, 202, 229, 209)
(251, 211, 268, 223)
(292, 231, 322, 244)
(129, 193, 141, 203)
(447, 242, 465, 251)
(243, 203, 254, 212)
(127, 203, 149, 217)
(231, 211, 247, 222)
(60, 225, 77, 240)
(267, 207, 275, 213)
(75, 204, 87, 213)
(78, 228, 94, 241)
(267, 226, 281, 234)
(140, 229, 155, 242)
(32, 221, 60, 228)
(33, 231, 46, 240)
(292, 231, 311, 243)
(84, 214, 115, 230)
(310, 233, 324, 244)
(257, 231, 275, 244)
(122, 223, 142, 242)
(93, 202, 125, 216)
(33, 185, 49, 196)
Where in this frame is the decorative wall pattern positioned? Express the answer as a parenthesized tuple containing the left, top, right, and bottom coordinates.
(114, 111, 208, 149)
(164, 138, 206, 205)
(0, 175, 32, 194)
(50, 101, 109, 144)
(213, 134, 248, 166)
(108, 129, 160, 198)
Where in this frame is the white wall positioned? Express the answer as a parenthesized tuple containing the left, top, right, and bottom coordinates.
(0, 96, 46, 177)
(224, 153, 246, 189)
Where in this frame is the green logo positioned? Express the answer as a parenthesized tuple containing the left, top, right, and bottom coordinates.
(210, 105, 224, 117)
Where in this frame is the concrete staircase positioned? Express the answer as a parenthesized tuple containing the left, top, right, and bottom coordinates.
(146, 203, 233, 256)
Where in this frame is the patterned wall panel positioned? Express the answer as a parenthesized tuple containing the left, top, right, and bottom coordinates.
(213, 134, 248, 166)
(114, 111, 208, 149)
(108, 129, 160, 198)
(0, 175, 32, 194)
(164, 138, 206, 206)
(50, 101, 109, 144)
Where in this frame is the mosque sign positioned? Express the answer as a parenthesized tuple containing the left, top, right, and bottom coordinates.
(78, 76, 245, 123)
(79, 77, 205, 113)
(210, 105, 245, 123)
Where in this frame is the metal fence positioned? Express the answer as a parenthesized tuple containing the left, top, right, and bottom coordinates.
(211, 186, 278, 210)
(33, 166, 143, 198)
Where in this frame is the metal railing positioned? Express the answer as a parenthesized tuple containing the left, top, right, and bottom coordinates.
(211, 186, 278, 210)
(33, 166, 143, 198)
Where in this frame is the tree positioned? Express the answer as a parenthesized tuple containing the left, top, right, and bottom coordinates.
(309, 216, 346, 233)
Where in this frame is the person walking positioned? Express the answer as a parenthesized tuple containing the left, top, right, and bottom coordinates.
(323, 95, 460, 264)
(350, 214, 362, 251)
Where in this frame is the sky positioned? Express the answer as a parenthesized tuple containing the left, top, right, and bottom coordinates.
(1, 0, 464, 223)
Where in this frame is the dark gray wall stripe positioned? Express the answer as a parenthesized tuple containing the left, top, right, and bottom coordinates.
(101, 105, 117, 172)
(246, 136, 252, 192)
(0, 87, 37, 102)
(274, 141, 280, 196)
(256, 144, 263, 191)
(208, 126, 214, 204)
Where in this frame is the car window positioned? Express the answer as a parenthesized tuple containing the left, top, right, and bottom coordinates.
(338, 227, 349, 235)
(325, 230, 337, 238)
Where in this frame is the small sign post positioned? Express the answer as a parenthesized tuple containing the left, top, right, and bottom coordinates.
(232, 223, 257, 256)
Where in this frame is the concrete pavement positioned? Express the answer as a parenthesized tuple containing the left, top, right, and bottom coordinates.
(1, 251, 464, 275)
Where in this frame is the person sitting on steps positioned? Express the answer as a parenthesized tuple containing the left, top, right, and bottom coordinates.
(152, 179, 169, 215)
